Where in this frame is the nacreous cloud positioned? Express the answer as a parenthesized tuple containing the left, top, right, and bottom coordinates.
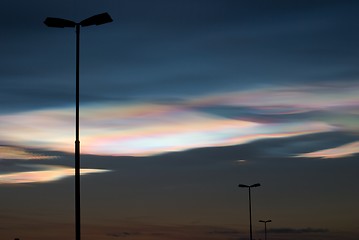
(1, 82, 356, 157)
(0, 146, 56, 160)
(296, 141, 359, 159)
(0, 103, 335, 156)
(0, 165, 110, 184)
(192, 83, 359, 113)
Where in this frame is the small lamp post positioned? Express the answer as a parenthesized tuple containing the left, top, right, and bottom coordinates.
(259, 219, 272, 240)
(238, 183, 261, 240)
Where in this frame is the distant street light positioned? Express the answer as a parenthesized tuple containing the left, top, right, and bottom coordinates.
(238, 183, 261, 240)
(259, 219, 272, 240)
(44, 12, 113, 240)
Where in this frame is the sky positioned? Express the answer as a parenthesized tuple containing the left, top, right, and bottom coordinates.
(0, 0, 359, 240)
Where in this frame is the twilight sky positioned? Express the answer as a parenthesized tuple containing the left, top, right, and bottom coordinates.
(0, 1, 359, 240)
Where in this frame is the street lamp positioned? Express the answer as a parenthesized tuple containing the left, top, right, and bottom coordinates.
(44, 12, 113, 240)
(259, 219, 272, 240)
(238, 183, 261, 240)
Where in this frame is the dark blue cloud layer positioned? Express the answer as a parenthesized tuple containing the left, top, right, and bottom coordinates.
(2, 1, 359, 112)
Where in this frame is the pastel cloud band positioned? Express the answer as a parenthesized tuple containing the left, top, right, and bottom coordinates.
(296, 141, 359, 159)
(0, 105, 335, 157)
(1, 83, 357, 157)
(0, 165, 111, 184)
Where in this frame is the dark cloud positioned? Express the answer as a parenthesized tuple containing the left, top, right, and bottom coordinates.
(253, 132, 359, 159)
(2, 0, 359, 112)
(267, 227, 329, 234)
(106, 232, 139, 238)
(207, 229, 241, 235)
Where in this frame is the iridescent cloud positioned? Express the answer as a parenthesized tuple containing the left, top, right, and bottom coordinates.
(192, 83, 359, 114)
(0, 146, 56, 160)
(0, 104, 335, 156)
(1, 83, 357, 157)
(0, 165, 111, 184)
(296, 141, 359, 159)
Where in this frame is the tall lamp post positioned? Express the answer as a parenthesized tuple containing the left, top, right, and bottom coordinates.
(259, 219, 272, 240)
(44, 12, 113, 240)
(238, 183, 261, 240)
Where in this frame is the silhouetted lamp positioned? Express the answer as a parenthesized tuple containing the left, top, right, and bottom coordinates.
(44, 12, 112, 240)
(44, 12, 112, 28)
(259, 219, 272, 240)
(238, 183, 261, 240)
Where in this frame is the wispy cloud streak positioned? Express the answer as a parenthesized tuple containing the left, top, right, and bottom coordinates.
(192, 83, 359, 113)
(0, 164, 110, 184)
(0, 146, 56, 160)
(296, 141, 359, 159)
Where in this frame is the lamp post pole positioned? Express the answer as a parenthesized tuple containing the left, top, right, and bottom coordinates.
(44, 13, 113, 240)
(238, 183, 261, 240)
(75, 23, 81, 240)
(259, 220, 272, 240)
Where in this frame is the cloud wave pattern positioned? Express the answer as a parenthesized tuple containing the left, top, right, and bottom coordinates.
(1, 83, 358, 156)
